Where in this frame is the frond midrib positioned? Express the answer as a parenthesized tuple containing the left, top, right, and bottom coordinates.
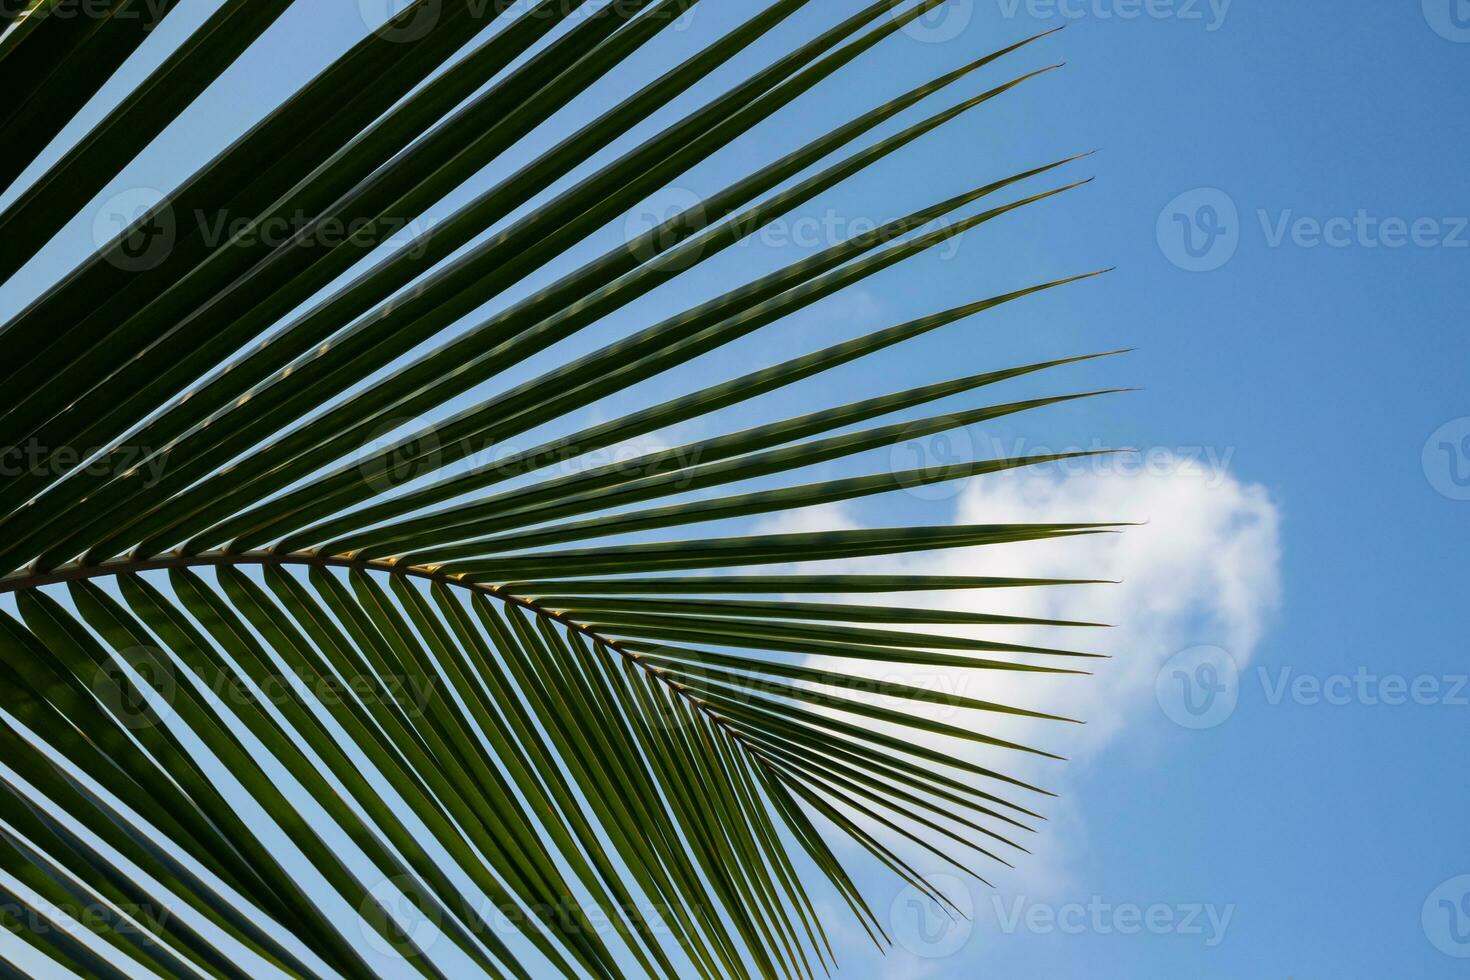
(0, 547, 736, 745)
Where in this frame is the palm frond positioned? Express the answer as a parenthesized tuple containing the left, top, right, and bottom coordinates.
(0, 1, 1120, 976)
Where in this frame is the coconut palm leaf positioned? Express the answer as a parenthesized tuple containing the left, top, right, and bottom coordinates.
(0, 1, 1121, 976)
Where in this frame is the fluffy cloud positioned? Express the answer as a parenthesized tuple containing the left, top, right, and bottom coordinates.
(762, 453, 1281, 898)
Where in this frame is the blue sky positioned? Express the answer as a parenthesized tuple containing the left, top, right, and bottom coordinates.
(2, 0, 1468, 977)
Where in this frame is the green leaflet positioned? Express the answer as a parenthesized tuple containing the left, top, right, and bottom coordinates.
(0, 2, 1124, 975)
(0, 0, 299, 280)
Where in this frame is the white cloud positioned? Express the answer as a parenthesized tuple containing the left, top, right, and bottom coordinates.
(756, 454, 1281, 898)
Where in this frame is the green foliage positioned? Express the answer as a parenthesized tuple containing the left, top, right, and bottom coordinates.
(0, 1, 1116, 976)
